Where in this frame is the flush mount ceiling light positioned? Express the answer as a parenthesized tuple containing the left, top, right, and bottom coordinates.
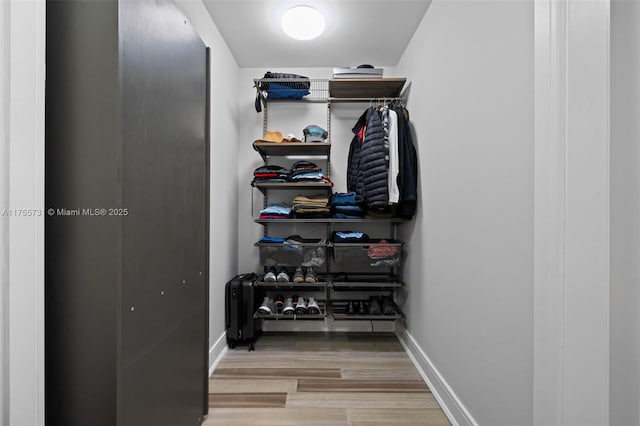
(281, 5, 325, 41)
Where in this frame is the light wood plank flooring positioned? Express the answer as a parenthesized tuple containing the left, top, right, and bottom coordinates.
(205, 332, 451, 426)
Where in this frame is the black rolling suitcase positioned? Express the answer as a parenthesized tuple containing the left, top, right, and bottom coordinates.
(225, 273, 261, 351)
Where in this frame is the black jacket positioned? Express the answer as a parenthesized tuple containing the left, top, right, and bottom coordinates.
(393, 106, 417, 219)
(346, 110, 368, 203)
(360, 107, 388, 209)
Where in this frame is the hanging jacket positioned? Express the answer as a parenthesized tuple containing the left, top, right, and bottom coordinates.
(346, 109, 368, 203)
(360, 107, 388, 209)
(394, 106, 418, 219)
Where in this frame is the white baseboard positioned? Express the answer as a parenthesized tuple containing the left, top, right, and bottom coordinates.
(396, 328, 477, 426)
(208, 331, 228, 376)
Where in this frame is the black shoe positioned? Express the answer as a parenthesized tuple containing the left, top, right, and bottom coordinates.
(382, 298, 396, 315)
(292, 267, 305, 283)
(361, 301, 369, 315)
(345, 301, 354, 315)
(304, 267, 317, 283)
(368, 297, 382, 315)
(353, 301, 362, 315)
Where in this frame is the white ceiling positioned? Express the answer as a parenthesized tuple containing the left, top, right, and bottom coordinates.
(202, 0, 432, 68)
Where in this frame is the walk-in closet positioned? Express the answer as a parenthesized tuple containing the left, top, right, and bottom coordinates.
(4, 0, 632, 425)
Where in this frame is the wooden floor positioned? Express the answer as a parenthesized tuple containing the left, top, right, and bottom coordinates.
(204, 332, 451, 426)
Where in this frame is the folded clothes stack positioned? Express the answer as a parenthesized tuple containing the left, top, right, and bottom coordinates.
(252, 164, 290, 185)
(290, 161, 324, 183)
(259, 202, 292, 219)
(329, 192, 365, 219)
(292, 194, 328, 207)
(292, 194, 331, 218)
(367, 239, 400, 267)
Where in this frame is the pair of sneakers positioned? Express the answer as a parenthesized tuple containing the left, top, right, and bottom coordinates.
(260, 295, 318, 315)
(344, 300, 366, 315)
(281, 295, 321, 315)
(263, 266, 290, 282)
(292, 266, 317, 284)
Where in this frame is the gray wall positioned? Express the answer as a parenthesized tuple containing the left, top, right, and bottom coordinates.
(394, 1, 534, 424)
(611, 1, 640, 424)
(0, 2, 8, 421)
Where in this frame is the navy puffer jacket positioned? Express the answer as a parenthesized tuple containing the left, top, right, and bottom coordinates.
(346, 110, 368, 203)
(360, 107, 388, 208)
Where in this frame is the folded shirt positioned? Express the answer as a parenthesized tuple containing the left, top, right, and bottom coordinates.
(292, 195, 328, 207)
(259, 214, 290, 219)
(291, 160, 319, 170)
(332, 231, 370, 242)
(259, 236, 286, 243)
(254, 173, 287, 178)
(333, 205, 364, 213)
(329, 192, 357, 206)
(293, 206, 331, 214)
(260, 203, 292, 216)
(290, 167, 321, 177)
(254, 165, 290, 175)
(290, 172, 324, 181)
(252, 178, 288, 185)
(294, 211, 332, 219)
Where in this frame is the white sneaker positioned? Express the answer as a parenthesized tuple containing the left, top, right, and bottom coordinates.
(263, 267, 276, 282)
(257, 297, 275, 314)
(307, 297, 320, 314)
(282, 297, 295, 315)
(276, 267, 290, 282)
(295, 296, 308, 314)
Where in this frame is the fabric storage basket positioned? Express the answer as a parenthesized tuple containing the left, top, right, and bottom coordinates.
(257, 243, 326, 267)
(331, 240, 402, 270)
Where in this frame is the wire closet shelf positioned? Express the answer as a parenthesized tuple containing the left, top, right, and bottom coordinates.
(253, 77, 407, 104)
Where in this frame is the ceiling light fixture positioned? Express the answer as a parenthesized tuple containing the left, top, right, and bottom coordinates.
(281, 6, 325, 41)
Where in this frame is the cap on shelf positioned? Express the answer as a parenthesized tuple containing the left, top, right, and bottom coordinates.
(303, 125, 328, 142)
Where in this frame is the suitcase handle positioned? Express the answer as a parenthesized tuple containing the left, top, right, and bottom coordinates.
(225, 284, 231, 329)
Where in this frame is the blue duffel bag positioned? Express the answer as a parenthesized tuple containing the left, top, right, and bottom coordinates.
(255, 71, 310, 111)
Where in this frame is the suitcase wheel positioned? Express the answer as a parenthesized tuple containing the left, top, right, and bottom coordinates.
(227, 338, 236, 349)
